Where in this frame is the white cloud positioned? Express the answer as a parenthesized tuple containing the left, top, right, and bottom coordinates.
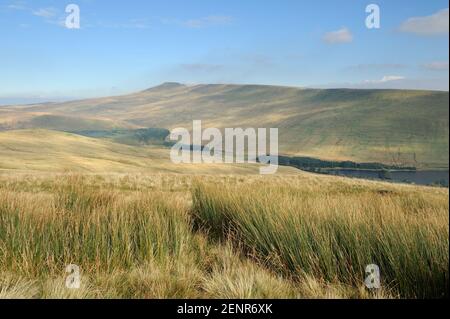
(322, 27, 353, 44)
(32, 7, 57, 18)
(175, 16, 233, 28)
(365, 75, 406, 84)
(399, 8, 449, 36)
(345, 64, 407, 72)
(6, 3, 63, 27)
(316, 77, 448, 91)
(97, 19, 151, 30)
(423, 61, 449, 71)
(190, 16, 232, 28)
(379, 75, 405, 83)
(7, 3, 27, 11)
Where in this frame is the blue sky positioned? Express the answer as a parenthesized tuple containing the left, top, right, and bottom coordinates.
(0, 0, 448, 103)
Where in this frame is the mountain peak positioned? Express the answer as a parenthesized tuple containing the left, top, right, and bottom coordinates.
(145, 82, 186, 92)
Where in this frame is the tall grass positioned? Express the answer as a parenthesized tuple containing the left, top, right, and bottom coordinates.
(0, 173, 448, 298)
(0, 174, 303, 299)
(192, 180, 449, 298)
(0, 181, 191, 276)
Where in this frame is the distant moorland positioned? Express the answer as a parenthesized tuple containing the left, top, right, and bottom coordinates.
(0, 83, 448, 169)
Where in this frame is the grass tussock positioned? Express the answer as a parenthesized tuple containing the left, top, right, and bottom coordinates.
(0, 187, 191, 276)
(192, 179, 449, 298)
(0, 174, 304, 298)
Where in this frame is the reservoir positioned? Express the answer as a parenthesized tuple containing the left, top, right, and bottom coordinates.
(323, 169, 449, 187)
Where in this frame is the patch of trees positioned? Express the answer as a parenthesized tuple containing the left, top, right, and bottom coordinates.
(277, 156, 416, 171)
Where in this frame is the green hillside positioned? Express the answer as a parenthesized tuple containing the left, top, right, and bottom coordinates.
(1, 84, 448, 168)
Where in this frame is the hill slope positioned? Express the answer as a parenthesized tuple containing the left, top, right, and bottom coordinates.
(0, 129, 298, 174)
(1, 84, 448, 168)
(0, 113, 135, 131)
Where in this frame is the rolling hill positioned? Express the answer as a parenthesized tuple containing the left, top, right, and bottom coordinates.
(0, 129, 299, 174)
(1, 83, 448, 168)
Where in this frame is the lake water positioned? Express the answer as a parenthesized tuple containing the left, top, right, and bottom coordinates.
(323, 169, 449, 187)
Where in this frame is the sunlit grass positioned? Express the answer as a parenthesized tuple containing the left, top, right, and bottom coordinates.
(0, 173, 448, 298)
(192, 177, 449, 298)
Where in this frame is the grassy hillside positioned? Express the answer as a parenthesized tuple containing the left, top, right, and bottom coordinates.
(0, 173, 447, 298)
(72, 128, 170, 146)
(0, 113, 134, 132)
(0, 129, 298, 175)
(2, 84, 447, 168)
